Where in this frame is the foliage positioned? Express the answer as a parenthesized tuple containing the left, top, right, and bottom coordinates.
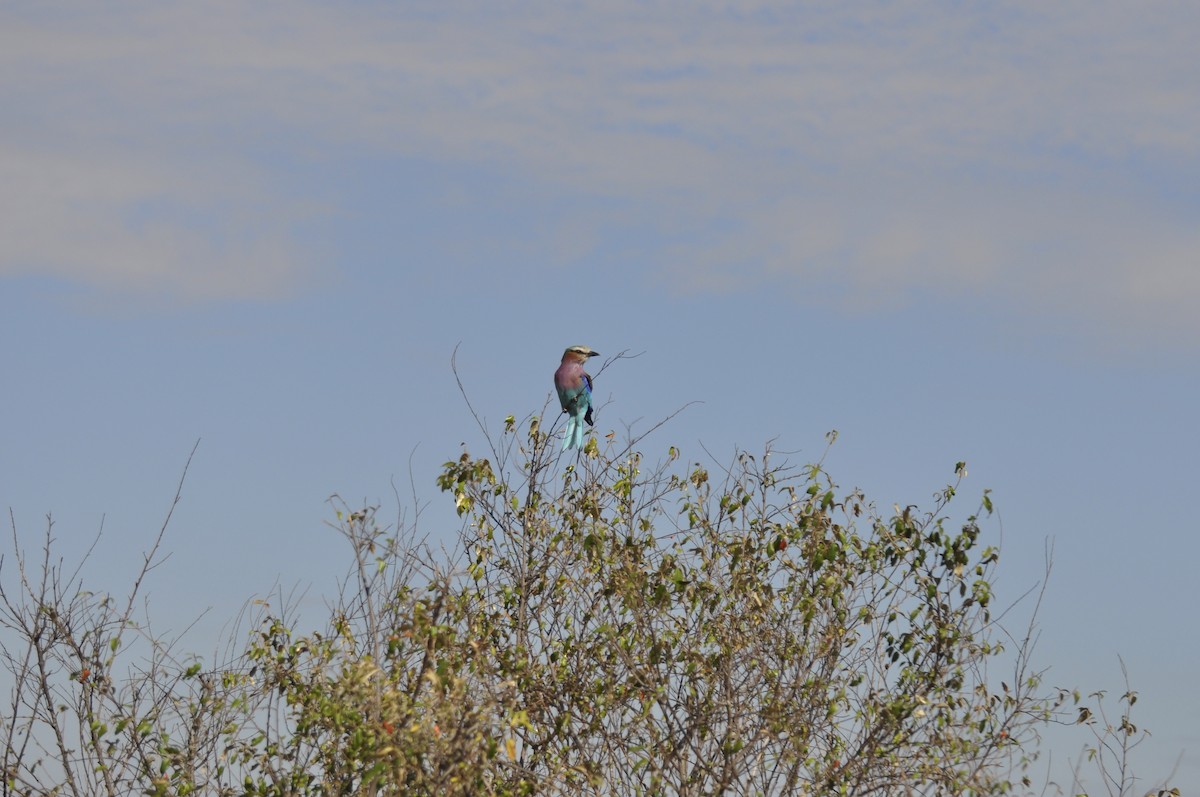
(427, 419, 1037, 795)
(0, 417, 1177, 795)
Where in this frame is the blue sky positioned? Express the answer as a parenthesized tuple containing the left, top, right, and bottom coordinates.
(2, 1, 1197, 788)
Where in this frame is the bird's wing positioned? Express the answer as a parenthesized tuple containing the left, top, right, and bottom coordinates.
(582, 373, 595, 425)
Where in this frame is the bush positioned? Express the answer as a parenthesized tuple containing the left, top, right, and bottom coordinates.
(0, 419, 1175, 795)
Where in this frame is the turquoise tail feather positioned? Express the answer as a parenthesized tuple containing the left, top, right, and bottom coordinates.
(562, 415, 577, 451)
(573, 412, 585, 449)
(562, 409, 589, 450)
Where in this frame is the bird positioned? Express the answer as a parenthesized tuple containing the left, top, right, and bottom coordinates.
(554, 345, 599, 450)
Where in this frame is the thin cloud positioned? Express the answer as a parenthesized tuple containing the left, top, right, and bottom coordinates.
(0, 145, 322, 302)
(2, 1, 1197, 339)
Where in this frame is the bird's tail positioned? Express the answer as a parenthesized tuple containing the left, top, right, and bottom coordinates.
(562, 415, 578, 451)
(572, 413, 586, 449)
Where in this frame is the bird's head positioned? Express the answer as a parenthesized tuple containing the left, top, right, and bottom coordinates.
(563, 345, 600, 363)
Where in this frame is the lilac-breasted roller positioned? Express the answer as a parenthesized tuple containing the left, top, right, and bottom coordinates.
(554, 345, 599, 450)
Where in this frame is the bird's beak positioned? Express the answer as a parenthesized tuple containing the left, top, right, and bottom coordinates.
(589, 351, 600, 357)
